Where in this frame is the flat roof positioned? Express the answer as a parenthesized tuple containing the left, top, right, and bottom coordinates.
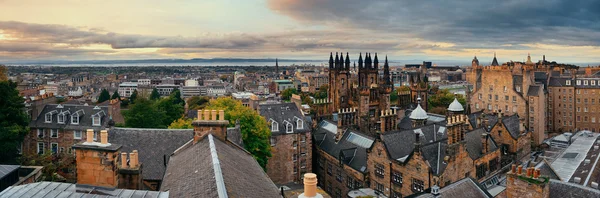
(551, 131, 600, 182)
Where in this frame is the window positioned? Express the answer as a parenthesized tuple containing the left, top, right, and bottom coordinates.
(51, 129, 58, 138)
(271, 120, 278, 131)
(51, 143, 58, 154)
(60, 147, 64, 153)
(476, 163, 488, 179)
(566, 80, 571, 85)
(513, 96, 517, 102)
(505, 95, 509, 101)
(270, 137, 276, 146)
(92, 115, 101, 126)
(412, 178, 424, 193)
(391, 191, 402, 198)
(593, 81, 597, 86)
(577, 80, 581, 85)
(292, 154, 297, 161)
(495, 95, 498, 101)
(585, 107, 588, 112)
(475, 103, 479, 109)
(489, 158, 498, 172)
(577, 98, 581, 103)
(71, 115, 79, 125)
(297, 119, 303, 129)
(286, 123, 293, 133)
(478, 94, 482, 100)
(73, 131, 80, 140)
(593, 117, 596, 123)
(37, 129, 44, 138)
(506, 105, 509, 112)
(301, 135, 306, 142)
(45, 113, 52, 123)
(516, 86, 521, 92)
(58, 114, 65, 124)
(347, 176, 354, 189)
(584, 80, 588, 85)
(504, 86, 507, 92)
(585, 99, 588, 104)
(376, 182, 384, 194)
(577, 116, 581, 122)
(392, 171, 403, 186)
(577, 107, 581, 112)
(375, 163, 385, 178)
(37, 142, 44, 154)
(293, 141, 297, 149)
(577, 90, 581, 94)
(336, 168, 343, 182)
(488, 104, 492, 110)
(489, 85, 493, 92)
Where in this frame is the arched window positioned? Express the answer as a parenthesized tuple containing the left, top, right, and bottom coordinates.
(297, 118, 304, 129)
(271, 120, 279, 132)
(286, 122, 293, 133)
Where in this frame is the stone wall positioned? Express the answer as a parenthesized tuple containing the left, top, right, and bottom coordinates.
(75, 149, 119, 188)
(266, 132, 312, 184)
(314, 148, 366, 198)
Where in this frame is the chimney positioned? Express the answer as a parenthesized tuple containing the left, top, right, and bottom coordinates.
(481, 133, 488, 154)
(414, 131, 422, 154)
(100, 130, 108, 145)
(73, 129, 122, 188)
(118, 149, 143, 190)
(298, 173, 323, 198)
(506, 165, 550, 198)
(193, 109, 229, 142)
(86, 129, 94, 143)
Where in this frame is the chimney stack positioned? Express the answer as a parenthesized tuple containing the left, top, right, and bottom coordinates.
(73, 129, 122, 188)
(100, 130, 108, 145)
(298, 173, 323, 198)
(193, 109, 230, 142)
(86, 129, 94, 143)
(481, 133, 488, 154)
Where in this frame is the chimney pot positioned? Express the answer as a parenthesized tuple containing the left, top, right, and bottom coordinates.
(130, 150, 139, 167)
(86, 129, 94, 143)
(211, 110, 217, 120)
(511, 164, 517, 173)
(121, 152, 128, 168)
(534, 168, 540, 179)
(197, 110, 202, 120)
(526, 167, 533, 177)
(203, 110, 210, 121)
(219, 110, 225, 121)
(100, 130, 108, 144)
(517, 165, 523, 175)
(303, 173, 318, 197)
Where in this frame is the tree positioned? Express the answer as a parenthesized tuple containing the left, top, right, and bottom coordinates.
(150, 88, 160, 100)
(97, 89, 111, 104)
(129, 90, 138, 104)
(155, 97, 184, 127)
(168, 118, 193, 129)
(20, 151, 74, 181)
(187, 96, 210, 110)
(170, 88, 185, 106)
(111, 90, 121, 100)
(313, 84, 328, 99)
(0, 80, 29, 163)
(301, 94, 313, 105)
(281, 88, 298, 101)
(206, 97, 271, 170)
(390, 89, 399, 103)
(428, 89, 466, 115)
(124, 98, 167, 128)
(0, 65, 7, 81)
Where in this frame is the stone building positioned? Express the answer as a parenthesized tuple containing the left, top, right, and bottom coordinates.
(259, 103, 312, 185)
(548, 77, 600, 133)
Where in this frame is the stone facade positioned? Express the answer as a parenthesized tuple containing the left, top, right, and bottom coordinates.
(548, 78, 600, 133)
(73, 144, 121, 188)
(266, 132, 312, 184)
(314, 149, 366, 198)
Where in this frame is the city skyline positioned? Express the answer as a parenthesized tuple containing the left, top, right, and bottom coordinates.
(1, 0, 599, 64)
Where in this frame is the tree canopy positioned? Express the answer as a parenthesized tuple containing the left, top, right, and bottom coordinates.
(0, 80, 29, 163)
(129, 89, 138, 103)
(97, 89, 111, 104)
(150, 88, 160, 100)
(124, 98, 168, 128)
(111, 90, 121, 100)
(281, 88, 298, 101)
(206, 97, 271, 170)
(428, 89, 466, 114)
(313, 84, 328, 99)
(0, 65, 7, 81)
(187, 96, 210, 110)
(168, 118, 193, 129)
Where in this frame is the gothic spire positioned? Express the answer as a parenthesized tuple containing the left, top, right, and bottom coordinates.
(335, 52, 339, 68)
(345, 52, 350, 70)
(358, 53, 363, 69)
(374, 53, 379, 69)
(384, 55, 391, 85)
(491, 52, 499, 66)
(338, 52, 344, 69)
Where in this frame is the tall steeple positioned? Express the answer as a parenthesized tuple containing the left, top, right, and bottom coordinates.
(374, 53, 379, 69)
(338, 52, 344, 69)
(335, 52, 339, 68)
(345, 52, 350, 70)
(491, 52, 499, 66)
(329, 52, 334, 68)
(358, 53, 363, 69)
(472, 55, 479, 67)
(275, 58, 279, 74)
(384, 55, 391, 85)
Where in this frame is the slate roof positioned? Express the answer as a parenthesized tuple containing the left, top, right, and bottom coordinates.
(259, 103, 310, 136)
(0, 182, 169, 198)
(161, 134, 280, 198)
(534, 72, 548, 86)
(549, 179, 600, 198)
(29, 104, 109, 131)
(467, 111, 521, 139)
(527, 85, 540, 96)
(548, 77, 571, 87)
(313, 120, 373, 173)
(535, 160, 561, 180)
(410, 177, 493, 198)
(0, 165, 19, 179)
(108, 128, 194, 181)
(465, 128, 498, 160)
(502, 114, 522, 139)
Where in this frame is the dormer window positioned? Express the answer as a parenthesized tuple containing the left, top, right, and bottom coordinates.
(566, 80, 571, 85)
(592, 81, 596, 86)
(576, 80, 581, 85)
(295, 117, 304, 129)
(71, 115, 79, 124)
(92, 115, 101, 126)
(58, 115, 64, 124)
(45, 114, 52, 123)
(287, 123, 293, 133)
(271, 119, 279, 132)
(584, 80, 588, 85)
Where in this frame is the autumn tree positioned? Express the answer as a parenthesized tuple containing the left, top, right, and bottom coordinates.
(0, 65, 7, 81)
(168, 118, 193, 129)
(206, 97, 271, 170)
(428, 89, 466, 114)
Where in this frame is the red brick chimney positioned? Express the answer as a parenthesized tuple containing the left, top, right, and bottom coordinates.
(193, 109, 229, 142)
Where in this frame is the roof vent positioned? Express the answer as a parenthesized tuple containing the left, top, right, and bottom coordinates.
(431, 185, 440, 196)
(93, 106, 101, 110)
(57, 104, 64, 109)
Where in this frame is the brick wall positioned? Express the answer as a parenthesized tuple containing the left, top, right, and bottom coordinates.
(266, 132, 312, 184)
(314, 148, 366, 198)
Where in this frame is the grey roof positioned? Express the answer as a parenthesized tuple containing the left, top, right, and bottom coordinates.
(0, 182, 169, 198)
(108, 128, 194, 181)
(501, 114, 522, 139)
(549, 179, 600, 198)
(161, 134, 280, 198)
(0, 165, 19, 179)
(259, 103, 310, 136)
(29, 104, 109, 131)
(465, 128, 498, 160)
(535, 160, 561, 180)
(412, 178, 493, 198)
(527, 85, 540, 96)
(467, 111, 498, 131)
(548, 77, 572, 87)
(512, 75, 523, 87)
(314, 120, 373, 173)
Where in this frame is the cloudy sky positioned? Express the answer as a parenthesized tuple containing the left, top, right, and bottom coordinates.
(1, 0, 599, 64)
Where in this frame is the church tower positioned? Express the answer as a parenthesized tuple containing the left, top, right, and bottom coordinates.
(328, 52, 351, 114)
(379, 56, 393, 112)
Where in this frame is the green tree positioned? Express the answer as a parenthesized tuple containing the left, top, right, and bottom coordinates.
(155, 97, 184, 127)
(313, 84, 328, 99)
(170, 88, 185, 106)
(97, 89, 111, 104)
(0, 80, 29, 163)
(428, 89, 466, 114)
(129, 90, 138, 104)
(301, 94, 313, 105)
(281, 88, 298, 101)
(206, 97, 271, 170)
(390, 89, 399, 103)
(111, 90, 121, 100)
(150, 88, 160, 100)
(124, 98, 167, 128)
(168, 118, 193, 129)
(187, 96, 210, 110)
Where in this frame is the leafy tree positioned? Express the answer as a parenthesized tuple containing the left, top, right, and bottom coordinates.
(20, 151, 74, 181)
(301, 94, 312, 105)
(397, 85, 410, 92)
(206, 97, 271, 170)
(390, 89, 398, 103)
(97, 89, 111, 104)
(313, 84, 328, 99)
(170, 88, 185, 106)
(428, 89, 466, 115)
(150, 88, 160, 100)
(168, 118, 193, 129)
(0, 80, 29, 163)
(129, 90, 138, 104)
(187, 96, 210, 110)
(111, 90, 121, 100)
(155, 97, 184, 127)
(124, 98, 167, 128)
(281, 88, 298, 101)
(0, 65, 7, 81)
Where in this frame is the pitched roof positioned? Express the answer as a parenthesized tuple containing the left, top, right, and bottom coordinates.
(259, 103, 310, 136)
(161, 134, 280, 198)
(0, 165, 19, 179)
(527, 85, 540, 96)
(465, 128, 498, 160)
(313, 120, 373, 173)
(549, 179, 600, 198)
(382, 123, 448, 164)
(501, 114, 522, 139)
(411, 177, 493, 198)
(535, 160, 561, 180)
(108, 128, 194, 181)
(0, 182, 169, 198)
(29, 104, 110, 131)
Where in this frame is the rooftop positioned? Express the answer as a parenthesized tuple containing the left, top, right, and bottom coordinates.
(0, 182, 169, 198)
(550, 131, 600, 182)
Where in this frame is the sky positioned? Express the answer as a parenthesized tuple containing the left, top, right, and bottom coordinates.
(1, 0, 599, 65)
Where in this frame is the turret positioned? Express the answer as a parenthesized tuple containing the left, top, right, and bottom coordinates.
(358, 53, 363, 69)
(345, 52, 350, 70)
(329, 52, 334, 69)
(410, 98, 429, 128)
(374, 53, 379, 69)
(338, 52, 344, 69)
